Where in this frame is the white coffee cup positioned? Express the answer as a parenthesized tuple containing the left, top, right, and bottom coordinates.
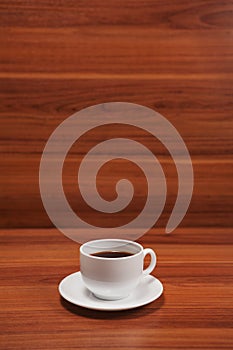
(80, 239, 156, 300)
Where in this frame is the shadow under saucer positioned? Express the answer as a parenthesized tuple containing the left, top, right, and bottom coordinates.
(60, 293, 165, 320)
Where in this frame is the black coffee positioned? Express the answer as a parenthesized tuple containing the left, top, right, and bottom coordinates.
(91, 251, 134, 258)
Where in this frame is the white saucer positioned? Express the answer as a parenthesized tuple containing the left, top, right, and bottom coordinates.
(58, 272, 163, 311)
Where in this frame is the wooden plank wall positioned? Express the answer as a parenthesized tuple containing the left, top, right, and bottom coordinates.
(0, 1, 232, 234)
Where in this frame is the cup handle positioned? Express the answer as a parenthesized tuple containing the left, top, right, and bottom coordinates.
(142, 248, 156, 276)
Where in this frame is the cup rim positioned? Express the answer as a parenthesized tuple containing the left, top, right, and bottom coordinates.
(80, 239, 143, 260)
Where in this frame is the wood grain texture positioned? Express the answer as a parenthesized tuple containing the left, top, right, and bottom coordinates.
(0, 0, 233, 29)
(0, 228, 232, 350)
(1, 2, 233, 349)
(1, 28, 233, 75)
(0, 1, 233, 230)
(1, 154, 233, 230)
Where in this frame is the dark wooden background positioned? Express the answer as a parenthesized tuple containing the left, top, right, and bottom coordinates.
(1, 1, 232, 234)
(1, 2, 233, 350)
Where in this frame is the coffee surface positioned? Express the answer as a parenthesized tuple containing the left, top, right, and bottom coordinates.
(91, 251, 134, 258)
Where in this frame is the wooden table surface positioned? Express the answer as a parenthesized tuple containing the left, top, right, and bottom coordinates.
(0, 228, 232, 350)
